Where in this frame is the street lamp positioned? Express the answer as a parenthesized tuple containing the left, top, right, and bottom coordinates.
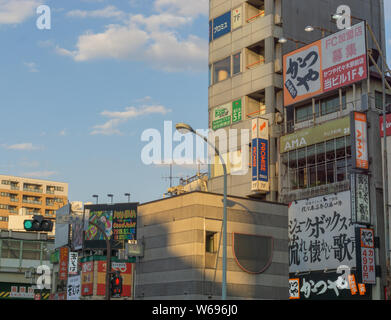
(304, 25, 333, 37)
(107, 194, 114, 204)
(124, 193, 131, 202)
(175, 122, 228, 300)
(92, 195, 99, 204)
(278, 36, 308, 49)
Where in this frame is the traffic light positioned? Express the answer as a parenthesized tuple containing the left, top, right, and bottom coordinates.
(24, 215, 53, 232)
(110, 272, 123, 297)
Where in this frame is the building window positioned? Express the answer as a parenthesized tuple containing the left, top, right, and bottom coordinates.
(375, 91, 391, 110)
(295, 103, 313, 123)
(233, 52, 241, 75)
(206, 231, 218, 253)
(213, 57, 231, 84)
(318, 93, 346, 116)
(283, 136, 351, 192)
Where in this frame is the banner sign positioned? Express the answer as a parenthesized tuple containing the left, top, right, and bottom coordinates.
(350, 173, 370, 224)
(96, 261, 133, 297)
(212, 11, 231, 41)
(280, 116, 350, 153)
(351, 112, 369, 170)
(284, 22, 367, 106)
(84, 203, 138, 249)
(289, 270, 370, 300)
(81, 261, 94, 296)
(59, 247, 69, 281)
(212, 99, 242, 130)
(68, 252, 78, 276)
(251, 118, 269, 192)
(232, 6, 242, 30)
(67, 276, 81, 300)
(289, 191, 356, 273)
(380, 114, 391, 137)
(112, 207, 137, 241)
(356, 228, 376, 285)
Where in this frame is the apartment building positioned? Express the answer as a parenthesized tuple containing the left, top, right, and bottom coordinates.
(0, 175, 68, 230)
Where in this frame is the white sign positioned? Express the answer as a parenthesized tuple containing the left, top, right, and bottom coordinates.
(67, 275, 81, 300)
(289, 191, 356, 273)
(68, 252, 78, 275)
(232, 6, 242, 30)
(359, 228, 376, 285)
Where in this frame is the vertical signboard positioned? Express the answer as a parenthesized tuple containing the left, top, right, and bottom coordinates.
(251, 118, 269, 192)
(289, 191, 356, 273)
(112, 206, 137, 241)
(283, 22, 367, 106)
(351, 112, 369, 170)
(59, 247, 69, 281)
(81, 261, 93, 296)
(232, 99, 242, 124)
(232, 6, 242, 30)
(356, 228, 376, 284)
(96, 260, 133, 298)
(351, 174, 370, 224)
(212, 11, 231, 40)
(68, 252, 78, 276)
(67, 276, 81, 300)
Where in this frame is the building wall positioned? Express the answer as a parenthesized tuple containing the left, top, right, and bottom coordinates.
(0, 175, 68, 230)
(135, 192, 288, 300)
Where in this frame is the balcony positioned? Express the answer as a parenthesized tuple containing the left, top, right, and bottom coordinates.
(23, 187, 43, 194)
(22, 199, 42, 205)
(245, 0, 265, 24)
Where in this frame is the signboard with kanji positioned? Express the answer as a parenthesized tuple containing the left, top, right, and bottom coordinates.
(356, 228, 376, 285)
(59, 247, 69, 281)
(289, 191, 356, 273)
(283, 22, 367, 106)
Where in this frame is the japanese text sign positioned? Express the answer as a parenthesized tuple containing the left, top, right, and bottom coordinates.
(251, 118, 269, 192)
(59, 247, 69, 281)
(67, 275, 81, 300)
(351, 112, 369, 170)
(284, 22, 367, 106)
(356, 228, 376, 284)
(289, 191, 356, 273)
(68, 252, 78, 276)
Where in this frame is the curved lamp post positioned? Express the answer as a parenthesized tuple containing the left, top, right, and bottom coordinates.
(175, 123, 228, 300)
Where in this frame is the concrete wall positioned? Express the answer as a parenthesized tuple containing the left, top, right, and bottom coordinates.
(135, 192, 288, 300)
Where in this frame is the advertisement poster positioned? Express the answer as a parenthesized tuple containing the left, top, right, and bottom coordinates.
(67, 276, 81, 300)
(59, 247, 69, 281)
(356, 228, 376, 285)
(81, 261, 94, 296)
(112, 208, 137, 241)
(284, 22, 367, 106)
(251, 118, 269, 192)
(96, 260, 133, 297)
(352, 112, 369, 170)
(289, 191, 356, 273)
(85, 210, 113, 241)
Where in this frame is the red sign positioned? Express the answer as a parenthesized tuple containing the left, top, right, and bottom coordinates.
(81, 261, 94, 296)
(380, 114, 391, 137)
(354, 112, 369, 170)
(59, 247, 69, 281)
(96, 261, 133, 297)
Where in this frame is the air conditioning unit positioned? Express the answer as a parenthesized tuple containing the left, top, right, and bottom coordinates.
(275, 14, 282, 25)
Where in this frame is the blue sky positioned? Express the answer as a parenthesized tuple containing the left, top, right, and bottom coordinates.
(0, 0, 390, 205)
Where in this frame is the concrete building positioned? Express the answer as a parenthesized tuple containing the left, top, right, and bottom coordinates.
(0, 175, 68, 230)
(207, 0, 384, 200)
(0, 230, 53, 300)
(135, 191, 288, 300)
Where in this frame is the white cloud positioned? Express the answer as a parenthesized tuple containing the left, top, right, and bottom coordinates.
(57, 24, 149, 62)
(24, 61, 38, 72)
(59, 129, 67, 136)
(91, 103, 172, 135)
(22, 171, 58, 178)
(4, 143, 41, 151)
(67, 6, 125, 19)
(0, 0, 40, 25)
(55, 1, 208, 72)
(154, 0, 208, 18)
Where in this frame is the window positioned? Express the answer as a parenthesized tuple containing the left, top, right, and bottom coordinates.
(233, 52, 241, 75)
(206, 232, 218, 253)
(375, 91, 391, 110)
(284, 136, 351, 192)
(319, 94, 346, 116)
(213, 57, 231, 84)
(295, 103, 313, 123)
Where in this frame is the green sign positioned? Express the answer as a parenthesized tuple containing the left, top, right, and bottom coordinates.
(232, 99, 242, 123)
(50, 250, 59, 264)
(212, 99, 242, 130)
(280, 116, 350, 153)
(212, 102, 231, 130)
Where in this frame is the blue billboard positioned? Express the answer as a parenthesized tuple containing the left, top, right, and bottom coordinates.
(212, 11, 231, 40)
(258, 139, 269, 182)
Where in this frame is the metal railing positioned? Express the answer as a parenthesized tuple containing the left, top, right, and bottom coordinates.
(246, 10, 265, 23)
